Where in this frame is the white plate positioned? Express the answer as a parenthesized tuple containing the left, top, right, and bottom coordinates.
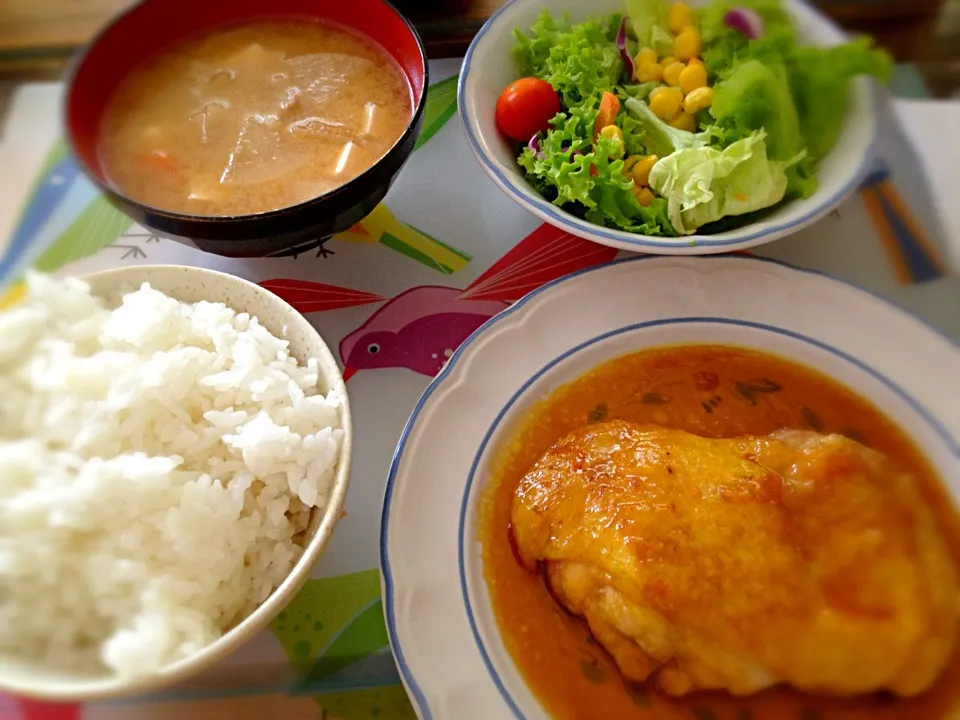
(458, 0, 878, 254)
(381, 255, 960, 719)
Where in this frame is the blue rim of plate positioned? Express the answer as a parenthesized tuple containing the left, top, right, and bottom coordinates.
(456, 0, 880, 251)
(456, 316, 960, 720)
(380, 254, 959, 720)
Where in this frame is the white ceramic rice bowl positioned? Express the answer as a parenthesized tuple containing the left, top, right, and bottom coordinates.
(0, 265, 353, 702)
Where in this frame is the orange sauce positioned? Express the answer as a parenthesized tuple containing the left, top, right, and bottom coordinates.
(480, 345, 960, 720)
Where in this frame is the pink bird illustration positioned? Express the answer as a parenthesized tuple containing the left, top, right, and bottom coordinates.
(338, 285, 508, 379)
(261, 224, 619, 381)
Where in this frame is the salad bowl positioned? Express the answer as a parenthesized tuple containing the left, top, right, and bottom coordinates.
(458, 0, 881, 254)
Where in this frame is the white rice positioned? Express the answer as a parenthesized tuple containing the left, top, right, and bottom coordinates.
(0, 273, 343, 676)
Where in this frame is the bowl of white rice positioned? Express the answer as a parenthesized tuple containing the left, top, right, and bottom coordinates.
(0, 265, 352, 700)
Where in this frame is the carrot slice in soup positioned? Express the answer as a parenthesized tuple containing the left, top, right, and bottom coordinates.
(139, 150, 180, 175)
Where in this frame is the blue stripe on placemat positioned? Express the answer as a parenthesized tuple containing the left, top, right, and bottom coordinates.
(859, 158, 945, 284)
(0, 155, 81, 285)
(859, 161, 890, 189)
(876, 181, 945, 283)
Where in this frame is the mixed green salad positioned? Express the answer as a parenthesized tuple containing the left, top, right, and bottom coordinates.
(492, 0, 892, 237)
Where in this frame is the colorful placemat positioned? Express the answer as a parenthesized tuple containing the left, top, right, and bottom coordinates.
(1, 58, 958, 720)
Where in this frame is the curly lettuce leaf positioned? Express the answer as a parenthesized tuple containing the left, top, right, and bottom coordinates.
(615, 85, 665, 155)
(514, 10, 624, 108)
(648, 130, 802, 234)
(619, 112, 647, 157)
(518, 103, 675, 235)
(519, 105, 595, 205)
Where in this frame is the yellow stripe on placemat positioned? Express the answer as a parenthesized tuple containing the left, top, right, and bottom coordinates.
(335, 203, 472, 275)
(0, 282, 25, 311)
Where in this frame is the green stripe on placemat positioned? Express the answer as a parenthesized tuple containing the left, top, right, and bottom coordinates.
(33, 195, 134, 272)
(414, 75, 458, 151)
(270, 570, 385, 676)
(381, 230, 455, 273)
(313, 684, 416, 719)
(414, 220, 472, 262)
(295, 599, 391, 690)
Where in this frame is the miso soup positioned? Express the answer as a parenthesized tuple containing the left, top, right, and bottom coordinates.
(99, 21, 413, 216)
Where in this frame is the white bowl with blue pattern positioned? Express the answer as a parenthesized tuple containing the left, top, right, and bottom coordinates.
(457, 0, 879, 254)
(381, 256, 959, 718)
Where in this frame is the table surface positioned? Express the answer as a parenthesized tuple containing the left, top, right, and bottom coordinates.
(1, 30, 959, 720)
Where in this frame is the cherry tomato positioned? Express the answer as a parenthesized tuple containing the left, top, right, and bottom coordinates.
(495, 77, 561, 142)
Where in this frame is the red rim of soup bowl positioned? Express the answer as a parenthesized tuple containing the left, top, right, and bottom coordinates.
(64, 0, 428, 257)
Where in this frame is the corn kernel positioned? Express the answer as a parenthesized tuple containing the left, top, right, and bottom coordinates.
(661, 56, 678, 67)
(634, 60, 663, 83)
(648, 86, 683, 121)
(668, 2, 696, 34)
(633, 185, 655, 206)
(669, 111, 697, 132)
(635, 47, 658, 65)
(631, 155, 659, 186)
(688, 57, 703, 65)
(623, 154, 643, 177)
(678, 63, 708, 94)
(682, 86, 714, 114)
(663, 61, 685, 87)
(599, 124, 624, 144)
(674, 26, 702, 61)
(598, 124, 625, 158)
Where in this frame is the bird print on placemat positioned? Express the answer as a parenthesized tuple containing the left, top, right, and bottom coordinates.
(261, 223, 619, 381)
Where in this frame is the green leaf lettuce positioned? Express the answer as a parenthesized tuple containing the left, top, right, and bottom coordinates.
(648, 130, 803, 234)
(519, 102, 675, 235)
(625, 0, 675, 56)
(514, 10, 624, 108)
